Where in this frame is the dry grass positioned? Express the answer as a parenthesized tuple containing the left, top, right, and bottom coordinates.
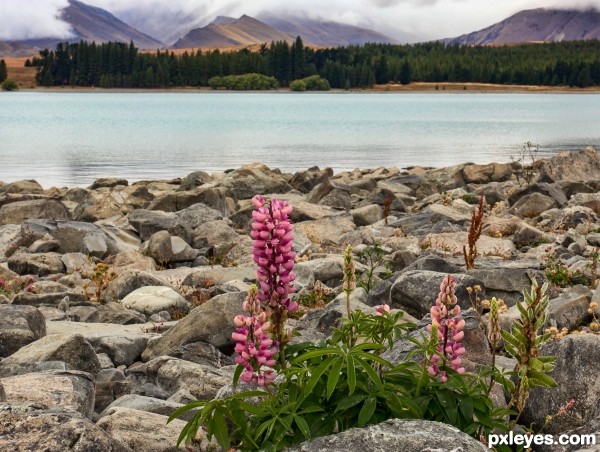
(3, 56, 37, 88)
(373, 81, 600, 93)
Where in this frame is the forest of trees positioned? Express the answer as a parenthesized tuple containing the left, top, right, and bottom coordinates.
(28, 38, 600, 89)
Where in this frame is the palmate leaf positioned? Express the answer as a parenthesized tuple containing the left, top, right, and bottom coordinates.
(347, 354, 356, 394)
(435, 389, 458, 425)
(335, 393, 367, 411)
(353, 356, 383, 391)
(211, 409, 230, 451)
(167, 400, 205, 424)
(303, 356, 335, 399)
(292, 347, 340, 364)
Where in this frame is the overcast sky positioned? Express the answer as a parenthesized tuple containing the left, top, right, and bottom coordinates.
(2, 0, 600, 42)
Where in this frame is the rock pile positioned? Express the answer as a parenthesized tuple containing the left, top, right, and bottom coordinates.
(1, 150, 600, 451)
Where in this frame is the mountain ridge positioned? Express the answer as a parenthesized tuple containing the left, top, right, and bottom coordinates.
(444, 7, 600, 45)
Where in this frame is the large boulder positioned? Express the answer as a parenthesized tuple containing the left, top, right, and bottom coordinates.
(127, 209, 191, 242)
(174, 202, 222, 228)
(141, 291, 246, 361)
(218, 163, 293, 199)
(286, 419, 489, 452)
(521, 334, 600, 434)
(86, 302, 147, 325)
(3, 179, 44, 194)
(1, 370, 95, 417)
(386, 270, 485, 319)
(537, 147, 600, 184)
(8, 251, 66, 276)
(290, 167, 333, 193)
(295, 215, 356, 246)
(0, 409, 132, 451)
(0, 224, 21, 260)
(0, 305, 46, 358)
(0, 199, 70, 225)
(0, 333, 101, 377)
(420, 232, 516, 260)
(462, 162, 512, 184)
(73, 187, 133, 222)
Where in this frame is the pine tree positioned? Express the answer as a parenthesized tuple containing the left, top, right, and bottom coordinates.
(0, 59, 7, 83)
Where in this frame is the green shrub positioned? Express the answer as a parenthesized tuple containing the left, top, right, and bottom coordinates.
(1, 80, 18, 91)
(289, 75, 330, 91)
(207, 73, 279, 90)
(289, 80, 306, 91)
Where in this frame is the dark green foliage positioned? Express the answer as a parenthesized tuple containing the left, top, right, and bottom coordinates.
(0, 59, 7, 83)
(30, 39, 600, 89)
(1, 80, 18, 91)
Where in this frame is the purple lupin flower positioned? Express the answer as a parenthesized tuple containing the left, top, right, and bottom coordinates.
(427, 274, 466, 382)
(232, 285, 278, 386)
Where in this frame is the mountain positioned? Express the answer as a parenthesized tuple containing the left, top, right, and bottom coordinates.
(445, 8, 600, 45)
(172, 15, 294, 49)
(0, 41, 37, 58)
(14, 0, 163, 51)
(258, 13, 401, 46)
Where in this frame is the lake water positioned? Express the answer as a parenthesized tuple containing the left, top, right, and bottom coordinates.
(1, 91, 599, 188)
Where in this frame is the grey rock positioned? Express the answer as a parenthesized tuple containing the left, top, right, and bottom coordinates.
(3, 179, 44, 194)
(176, 170, 212, 191)
(0, 304, 46, 358)
(388, 270, 484, 319)
(8, 251, 65, 276)
(169, 341, 233, 367)
(170, 236, 198, 263)
(181, 265, 255, 287)
(99, 394, 193, 421)
(89, 178, 128, 189)
(121, 286, 189, 317)
(537, 147, 600, 184)
(147, 230, 173, 263)
(11, 291, 89, 308)
(86, 333, 149, 367)
(1, 370, 95, 417)
(141, 291, 246, 361)
(0, 333, 101, 377)
(0, 199, 70, 225)
(82, 232, 108, 258)
(192, 219, 239, 249)
(351, 204, 383, 226)
(128, 209, 191, 243)
(0, 224, 21, 260)
(513, 223, 553, 248)
(462, 162, 512, 184)
(61, 252, 96, 275)
(508, 182, 568, 207)
(286, 418, 490, 452)
(86, 302, 147, 325)
(0, 409, 132, 452)
(546, 285, 592, 331)
(510, 192, 557, 218)
(95, 368, 130, 413)
(290, 166, 333, 193)
(218, 163, 293, 200)
(149, 186, 235, 216)
(521, 334, 600, 434)
(96, 407, 192, 452)
(102, 269, 170, 303)
(174, 202, 222, 228)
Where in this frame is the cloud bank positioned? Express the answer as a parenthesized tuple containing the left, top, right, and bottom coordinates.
(2, 0, 600, 42)
(0, 0, 74, 41)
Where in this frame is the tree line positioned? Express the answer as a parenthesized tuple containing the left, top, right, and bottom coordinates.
(28, 38, 600, 89)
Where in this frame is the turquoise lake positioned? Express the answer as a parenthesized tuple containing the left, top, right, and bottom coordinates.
(1, 91, 599, 188)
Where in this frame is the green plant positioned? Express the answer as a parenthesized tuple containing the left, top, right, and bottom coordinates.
(1, 80, 18, 91)
(463, 195, 484, 270)
(356, 241, 392, 293)
(170, 276, 510, 451)
(296, 282, 334, 310)
(502, 280, 556, 426)
(543, 250, 589, 288)
(511, 141, 539, 187)
(84, 263, 116, 303)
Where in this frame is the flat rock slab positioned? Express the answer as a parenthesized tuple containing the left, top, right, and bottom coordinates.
(121, 286, 189, 317)
(0, 409, 132, 452)
(286, 418, 489, 452)
(99, 394, 193, 421)
(1, 370, 95, 417)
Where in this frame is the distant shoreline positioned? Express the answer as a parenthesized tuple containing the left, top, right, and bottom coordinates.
(9, 82, 600, 94)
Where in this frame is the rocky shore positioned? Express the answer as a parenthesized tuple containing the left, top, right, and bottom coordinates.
(1, 148, 600, 451)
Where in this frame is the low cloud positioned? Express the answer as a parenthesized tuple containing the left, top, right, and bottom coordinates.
(0, 0, 74, 41)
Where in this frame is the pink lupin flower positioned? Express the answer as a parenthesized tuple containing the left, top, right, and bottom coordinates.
(375, 304, 391, 316)
(250, 195, 297, 313)
(232, 285, 279, 386)
(427, 275, 466, 381)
